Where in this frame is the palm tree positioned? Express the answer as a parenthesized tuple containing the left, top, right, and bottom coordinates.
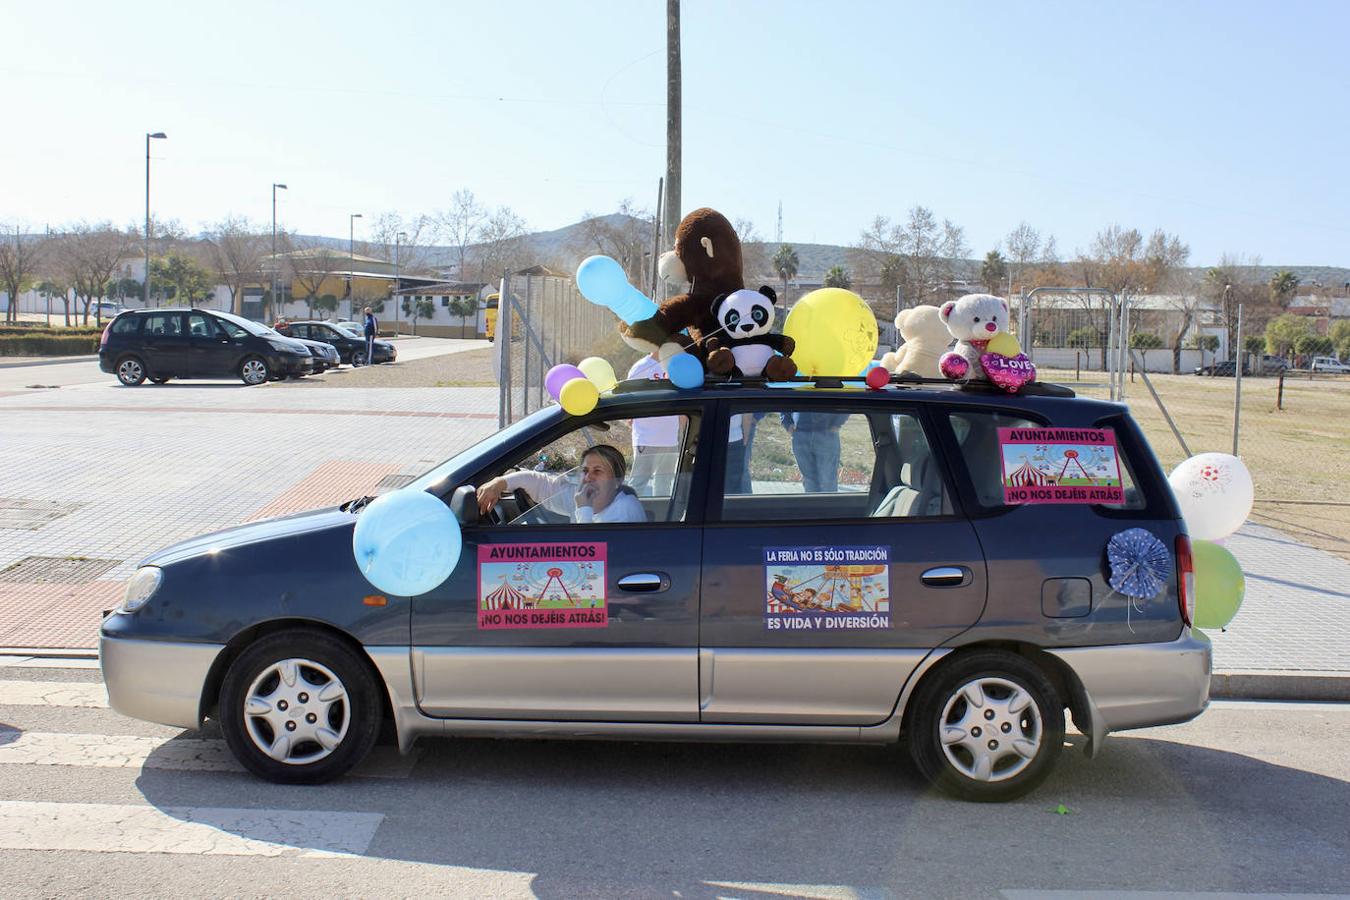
(823, 265, 851, 289)
(1269, 270, 1299, 307)
(772, 245, 799, 303)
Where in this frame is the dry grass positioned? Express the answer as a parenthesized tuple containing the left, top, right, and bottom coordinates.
(1043, 368, 1350, 560)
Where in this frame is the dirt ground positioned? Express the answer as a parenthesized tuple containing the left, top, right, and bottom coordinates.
(1044, 368, 1350, 560)
(279, 348, 498, 389)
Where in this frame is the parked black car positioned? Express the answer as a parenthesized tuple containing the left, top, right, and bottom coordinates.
(292, 337, 340, 376)
(281, 320, 397, 366)
(99, 309, 313, 386)
(1193, 360, 1250, 377)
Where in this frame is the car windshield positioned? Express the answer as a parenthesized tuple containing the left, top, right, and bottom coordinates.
(214, 310, 277, 338)
(333, 326, 361, 339)
(404, 405, 562, 495)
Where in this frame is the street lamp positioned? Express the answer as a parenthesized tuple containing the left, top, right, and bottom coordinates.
(394, 230, 407, 331)
(349, 213, 363, 319)
(271, 183, 287, 322)
(143, 132, 167, 307)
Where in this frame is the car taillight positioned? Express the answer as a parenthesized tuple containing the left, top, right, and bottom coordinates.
(1176, 534, 1195, 626)
(100, 322, 113, 348)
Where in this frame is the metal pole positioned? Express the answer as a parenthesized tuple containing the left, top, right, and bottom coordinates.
(1233, 302, 1244, 455)
(1131, 350, 1192, 458)
(1277, 370, 1285, 411)
(394, 231, 404, 333)
(144, 135, 150, 307)
(1117, 292, 1130, 402)
(650, 177, 664, 298)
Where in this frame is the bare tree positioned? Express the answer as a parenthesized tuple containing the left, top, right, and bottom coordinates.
(734, 218, 769, 283)
(854, 206, 968, 308)
(367, 211, 436, 275)
(59, 223, 137, 324)
(286, 239, 352, 319)
(0, 226, 43, 324)
(436, 190, 487, 280)
(1004, 221, 1041, 294)
(204, 216, 267, 316)
(570, 199, 654, 285)
(472, 206, 529, 283)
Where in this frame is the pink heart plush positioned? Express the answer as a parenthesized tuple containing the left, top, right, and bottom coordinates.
(980, 352, 1036, 393)
(939, 352, 969, 380)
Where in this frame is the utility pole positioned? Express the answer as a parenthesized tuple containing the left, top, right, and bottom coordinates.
(394, 231, 406, 331)
(143, 132, 167, 307)
(349, 212, 363, 319)
(662, 0, 681, 255)
(271, 183, 287, 321)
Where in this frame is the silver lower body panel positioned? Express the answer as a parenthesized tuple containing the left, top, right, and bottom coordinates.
(99, 634, 223, 730)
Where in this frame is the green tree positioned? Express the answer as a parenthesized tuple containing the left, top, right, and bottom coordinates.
(1268, 270, 1299, 307)
(150, 253, 213, 307)
(1264, 313, 1313, 358)
(1188, 333, 1220, 368)
(1242, 335, 1265, 356)
(1066, 327, 1101, 348)
(772, 245, 798, 303)
(1329, 320, 1350, 360)
(822, 265, 851, 289)
(447, 296, 477, 334)
(1129, 331, 1163, 368)
(1295, 334, 1334, 357)
(980, 249, 1007, 295)
(313, 294, 339, 318)
(401, 296, 435, 335)
(104, 277, 141, 304)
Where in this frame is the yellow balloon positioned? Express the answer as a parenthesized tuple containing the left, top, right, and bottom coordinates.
(559, 378, 599, 415)
(986, 332, 1022, 358)
(782, 288, 878, 376)
(577, 356, 618, 392)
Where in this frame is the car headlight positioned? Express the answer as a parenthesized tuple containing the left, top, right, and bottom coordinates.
(119, 566, 162, 614)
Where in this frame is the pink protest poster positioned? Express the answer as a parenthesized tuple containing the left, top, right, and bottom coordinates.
(477, 542, 607, 629)
(998, 427, 1125, 505)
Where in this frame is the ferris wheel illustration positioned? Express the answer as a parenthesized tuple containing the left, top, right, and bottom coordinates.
(1056, 449, 1093, 481)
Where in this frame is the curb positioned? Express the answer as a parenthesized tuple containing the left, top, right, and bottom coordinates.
(0, 355, 98, 369)
(0, 646, 98, 660)
(1210, 670, 1350, 702)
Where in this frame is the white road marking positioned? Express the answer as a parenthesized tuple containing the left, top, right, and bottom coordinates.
(0, 680, 108, 707)
(0, 800, 382, 858)
(0, 732, 418, 778)
(707, 882, 889, 899)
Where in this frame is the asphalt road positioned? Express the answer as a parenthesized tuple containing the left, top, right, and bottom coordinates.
(0, 336, 485, 391)
(0, 663, 1345, 899)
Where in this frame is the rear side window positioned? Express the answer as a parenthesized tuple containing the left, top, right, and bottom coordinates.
(141, 313, 183, 336)
(111, 316, 141, 335)
(949, 410, 1145, 511)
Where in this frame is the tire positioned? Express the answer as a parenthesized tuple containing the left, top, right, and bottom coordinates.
(149, 375, 172, 385)
(218, 630, 381, 784)
(907, 650, 1064, 802)
(116, 356, 147, 386)
(352, 350, 367, 367)
(239, 356, 270, 386)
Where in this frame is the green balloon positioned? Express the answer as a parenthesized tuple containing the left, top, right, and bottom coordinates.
(1191, 539, 1245, 630)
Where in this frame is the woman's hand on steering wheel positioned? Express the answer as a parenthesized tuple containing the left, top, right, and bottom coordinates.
(476, 477, 509, 516)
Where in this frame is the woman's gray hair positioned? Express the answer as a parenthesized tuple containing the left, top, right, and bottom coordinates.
(583, 444, 627, 481)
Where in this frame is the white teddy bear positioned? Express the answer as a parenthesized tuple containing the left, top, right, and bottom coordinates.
(938, 293, 1022, 383)
(879, 305, 951, 379)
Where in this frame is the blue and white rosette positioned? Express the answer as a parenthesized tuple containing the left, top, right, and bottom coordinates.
(1106, 528, 1171, 600)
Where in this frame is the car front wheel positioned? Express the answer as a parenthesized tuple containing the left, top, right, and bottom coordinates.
(239, 356, 270, 385)
(219, 630, 381, 784)
(351, 349, 367, 367)
(116, 356, 147, 386)
(908, 651, 1063, 802)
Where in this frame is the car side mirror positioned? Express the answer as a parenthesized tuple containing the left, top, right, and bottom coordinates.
(450, 485, 478, 526)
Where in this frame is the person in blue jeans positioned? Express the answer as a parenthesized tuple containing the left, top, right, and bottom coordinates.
(362, 307, 378, 366)
(781, 411, 849, 492)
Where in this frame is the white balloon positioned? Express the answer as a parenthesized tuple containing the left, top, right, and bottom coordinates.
(1168, 453, 1254, 541)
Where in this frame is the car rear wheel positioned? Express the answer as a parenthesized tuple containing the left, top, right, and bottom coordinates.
(116, 356, 147, 386)
(239, 356, 270, 385)
(219, 630, 381, 784)
(908, 651, 1063, 802)
(352, 349, 368, 367)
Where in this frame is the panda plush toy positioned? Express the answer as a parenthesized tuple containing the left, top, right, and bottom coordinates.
(704, 286, 799, 380)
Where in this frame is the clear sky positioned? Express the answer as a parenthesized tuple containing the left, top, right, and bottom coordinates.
(4, 0, 1348, 267)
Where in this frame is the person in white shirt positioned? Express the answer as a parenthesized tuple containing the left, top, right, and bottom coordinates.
(475, 444, 647, 524)
(626, 353, 682, 496)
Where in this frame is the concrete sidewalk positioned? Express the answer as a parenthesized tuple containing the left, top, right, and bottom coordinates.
(0, 380, 1346, 701)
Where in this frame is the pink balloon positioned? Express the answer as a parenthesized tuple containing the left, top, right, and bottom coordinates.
(939, 352, 969, 380)
(980, 352, 1037, 393)
(545, 364, 584, 401)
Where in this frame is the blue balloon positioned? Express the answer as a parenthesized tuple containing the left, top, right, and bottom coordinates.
(667, 352, 704, 389)
(575, 255, 658, 325)
(352, 489, 462, 596)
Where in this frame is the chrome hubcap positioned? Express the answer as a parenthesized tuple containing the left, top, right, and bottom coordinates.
(118, 360, 142, 383)
(243, 658, 349, 765)
(939, 676, 1042, 783)
(242, 360, 267, 384)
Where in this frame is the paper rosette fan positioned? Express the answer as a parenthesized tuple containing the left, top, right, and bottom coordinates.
(1106, 528, 1171, 599)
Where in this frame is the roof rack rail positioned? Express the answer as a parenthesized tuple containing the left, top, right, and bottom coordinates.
(611, 371, 1075, 398)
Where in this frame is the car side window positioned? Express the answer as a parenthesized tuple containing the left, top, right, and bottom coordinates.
(486, 414, 699, 526)
(142, 313, 183, 337)
(948, 411, 1039, 508)
(217, 319, 249, 339)
(188, 314, 219, 338)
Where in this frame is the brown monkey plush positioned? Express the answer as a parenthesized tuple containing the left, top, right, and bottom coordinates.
(620, 208, 744, 360)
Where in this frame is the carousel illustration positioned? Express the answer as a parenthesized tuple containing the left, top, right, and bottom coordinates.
(767, 563, 889, 615)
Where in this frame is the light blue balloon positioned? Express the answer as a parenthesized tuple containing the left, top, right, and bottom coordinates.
(352, 489, 462, 596)
(667, 352, 704, 389)
(575, 255, 658, 325)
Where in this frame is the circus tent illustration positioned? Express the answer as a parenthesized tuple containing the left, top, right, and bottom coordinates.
(1007, 460, 1054, 486)
(484, 578, 526, 610)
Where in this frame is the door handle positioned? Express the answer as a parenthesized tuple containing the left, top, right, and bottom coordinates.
(617, 572, 669, 593)
(921, 566, 969, 587)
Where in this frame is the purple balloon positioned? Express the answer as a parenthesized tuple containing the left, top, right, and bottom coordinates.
(545, 364, 585, 400)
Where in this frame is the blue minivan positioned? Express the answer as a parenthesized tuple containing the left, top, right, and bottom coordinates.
(99, 375, 1210, 801)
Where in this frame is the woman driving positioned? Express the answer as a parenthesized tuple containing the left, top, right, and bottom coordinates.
(475, 444, 648, 524)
